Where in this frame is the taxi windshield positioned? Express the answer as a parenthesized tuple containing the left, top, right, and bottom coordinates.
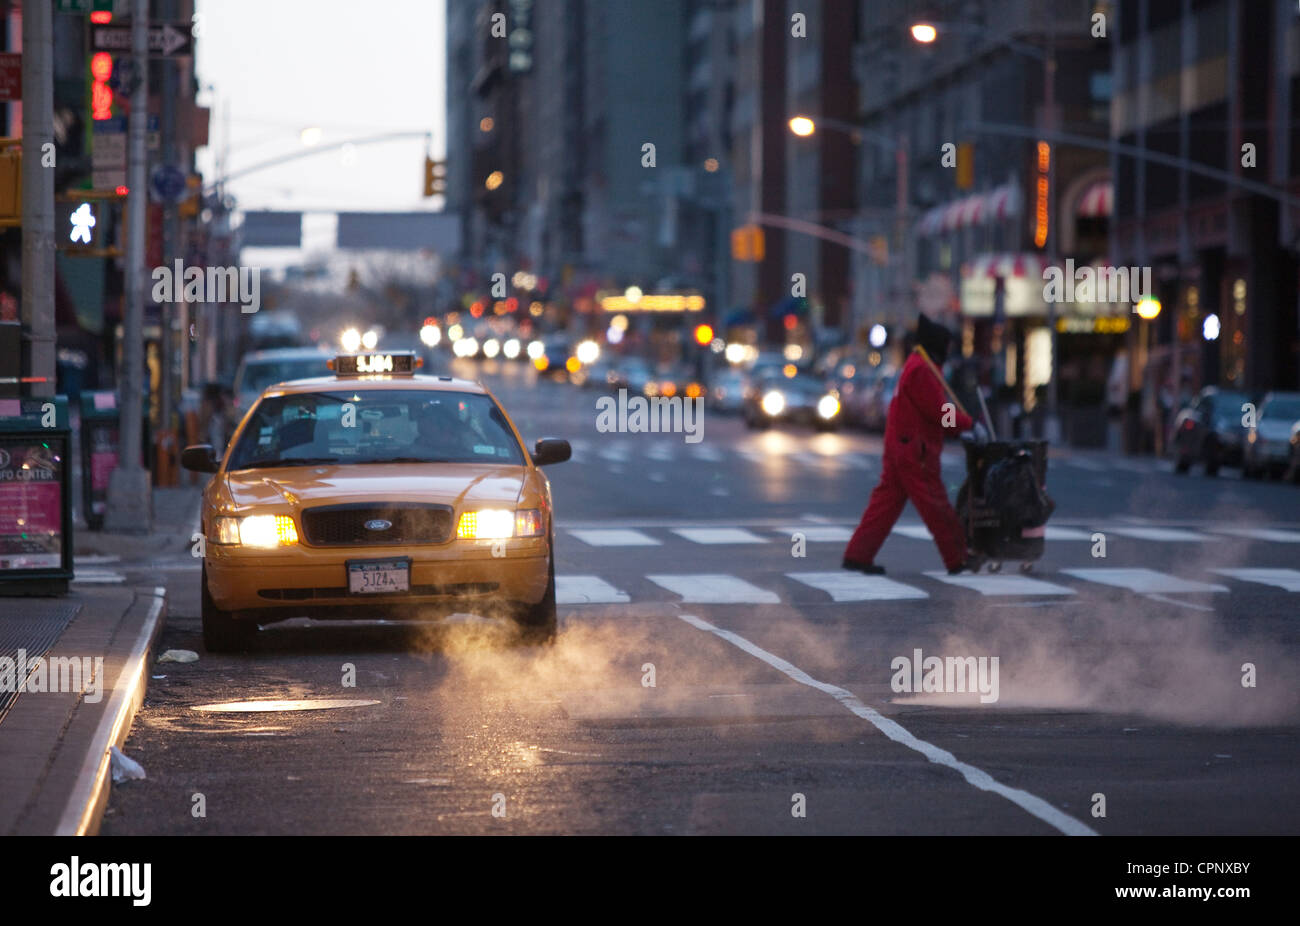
(226, 390, 525, 470)
(237, 357, 329, 395)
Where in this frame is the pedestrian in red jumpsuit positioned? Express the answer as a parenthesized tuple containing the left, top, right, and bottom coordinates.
(843, 315, 982, 575)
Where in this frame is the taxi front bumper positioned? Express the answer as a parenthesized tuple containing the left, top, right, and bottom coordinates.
(204, 536, 550, 618)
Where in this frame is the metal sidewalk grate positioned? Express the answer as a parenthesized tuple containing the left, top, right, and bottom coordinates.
(0, 600, 83, 724)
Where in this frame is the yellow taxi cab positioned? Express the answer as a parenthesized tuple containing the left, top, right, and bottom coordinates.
(181, 351, 570, 651)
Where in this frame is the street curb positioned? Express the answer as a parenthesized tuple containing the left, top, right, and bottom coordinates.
(53, 585, 167, 836)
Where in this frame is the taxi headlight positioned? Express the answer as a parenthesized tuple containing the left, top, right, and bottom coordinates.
(457, 509, 515, 540)
(238, 514, 299, 548)
(761, 390, 786, 417)
(817, 394, 841, 419)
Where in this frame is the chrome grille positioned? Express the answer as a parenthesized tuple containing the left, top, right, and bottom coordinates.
(301, 503, 453, 546)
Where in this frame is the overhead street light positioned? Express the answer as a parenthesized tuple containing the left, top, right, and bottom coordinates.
(789, 116, 816, 137)
(910, 22, 938, 43)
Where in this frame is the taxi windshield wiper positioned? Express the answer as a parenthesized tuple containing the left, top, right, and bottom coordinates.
(379, 455, 457, 464)
(235, 455, 341, 469)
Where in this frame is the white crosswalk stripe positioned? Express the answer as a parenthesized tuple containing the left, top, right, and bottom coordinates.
(671, 527, 768, 544)
(645, 573, 780, 603)
(596, 444, 630, 463)
(1210, 527, 1300, 543)
(568, 528, 661, 547)
(646, 444, 675, 461)
(1044, 526, 1095, 540)
(925, 572, 1077, 596)
(1211, 568, 1300, 592)
(556, 575, 630, 604)
(787, 572, 928, 602)
(1061, 568, 1228, 594)
(1106, 527, 1212, 542)
(892, 524, 934, 540)
(688, 445, 724, 462)
(776, 525, 854, 542)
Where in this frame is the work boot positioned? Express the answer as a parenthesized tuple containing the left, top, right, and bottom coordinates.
(842, 558, 886, 575)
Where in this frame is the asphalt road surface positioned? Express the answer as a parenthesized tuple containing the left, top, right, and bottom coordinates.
(98, 361, 1300, 835)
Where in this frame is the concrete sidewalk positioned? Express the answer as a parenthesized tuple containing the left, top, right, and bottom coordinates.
(0, 584, 166, 835)
(0, 486, 197, 835)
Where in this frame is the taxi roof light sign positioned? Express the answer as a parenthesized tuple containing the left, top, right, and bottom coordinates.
(329, 352, 422, 376)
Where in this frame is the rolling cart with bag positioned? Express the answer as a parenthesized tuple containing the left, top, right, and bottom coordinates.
(955, 389, 1055, 573)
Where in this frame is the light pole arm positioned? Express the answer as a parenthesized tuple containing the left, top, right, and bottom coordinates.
(209, 131, 433, 193)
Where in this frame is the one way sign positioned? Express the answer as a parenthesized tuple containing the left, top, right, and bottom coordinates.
(91, 22, 193, 58)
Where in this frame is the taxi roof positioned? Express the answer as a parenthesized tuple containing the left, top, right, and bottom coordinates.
(261, 374, 487, 397)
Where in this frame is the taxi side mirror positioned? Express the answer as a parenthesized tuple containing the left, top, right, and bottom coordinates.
(532, 438, 571, 466)
(181, 444, 220, 473)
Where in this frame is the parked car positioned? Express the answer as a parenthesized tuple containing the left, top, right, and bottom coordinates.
(1242, 391, 1300, 479)
(1170, 386, 1251, 475)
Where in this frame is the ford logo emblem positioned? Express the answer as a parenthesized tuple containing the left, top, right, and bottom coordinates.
(364, 519, 392, 531)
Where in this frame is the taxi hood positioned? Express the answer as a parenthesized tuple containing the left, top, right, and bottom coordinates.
(222, 462, 527, 511)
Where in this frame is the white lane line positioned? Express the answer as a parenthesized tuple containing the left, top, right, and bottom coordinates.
(1061, 567, 1229, 595)
(926, 572, 1077, 596)
(646, 574, 780, 603)
(689, 445, 724, 462)
(776, 525, 854, 542)
(1044, 526, 1095, 541)
(56, 587, 167, 836)
(71, 569, 127, 585)
(1106, 527, 1212, 542)
(787, 572, 929, 602)
(676, 613, 1097, 836)
(556, 575, 630, 604)
(646, 444, 675, 462)
(671, 527, 769, 545)
(568, 528, 661, 547)
(793, 451, 839, 469)
(597, 445, 630, 463)
(1211, 527, 1300, 543)
(1211, 568, 1300, 592)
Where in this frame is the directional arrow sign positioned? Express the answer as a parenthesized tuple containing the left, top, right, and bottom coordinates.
(91, 22, 193, 57)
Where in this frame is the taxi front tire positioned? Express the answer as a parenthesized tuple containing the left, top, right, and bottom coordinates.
(202, 564, 255, 652)
(511, 551, 556, 645)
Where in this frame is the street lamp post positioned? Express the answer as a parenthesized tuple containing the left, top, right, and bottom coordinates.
(911, 21, 1061, 441)
(788, 115, 908, 339)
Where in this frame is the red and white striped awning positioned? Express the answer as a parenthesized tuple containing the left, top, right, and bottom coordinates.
(917, 182, 1022, 237)
(1077, 180, 1113, 218)
(962, 252, 1053, 280)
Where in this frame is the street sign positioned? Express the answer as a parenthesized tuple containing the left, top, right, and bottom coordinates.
(0, 54, 20, 102)
(91, 22, 193, 57)
(150, 164, 187, 204)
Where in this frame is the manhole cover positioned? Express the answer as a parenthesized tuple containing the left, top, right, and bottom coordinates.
(191, 698, 381, 712)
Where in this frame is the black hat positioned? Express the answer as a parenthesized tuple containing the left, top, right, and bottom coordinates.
(916, 313, 952, 364)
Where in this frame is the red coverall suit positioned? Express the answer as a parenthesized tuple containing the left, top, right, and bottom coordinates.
(844, 349, 973, 570)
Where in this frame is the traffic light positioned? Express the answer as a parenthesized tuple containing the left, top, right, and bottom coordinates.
(693, 324, 714, 346)
(423, 157, 447, 198)
(955, 142, 974, 190)
(730, 224, 765, 262)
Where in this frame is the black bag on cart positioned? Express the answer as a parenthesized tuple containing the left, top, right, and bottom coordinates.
(957, 439, 1053, 568)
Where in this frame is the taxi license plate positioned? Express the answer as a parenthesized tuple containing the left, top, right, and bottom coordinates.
(347, 559, 410, 595)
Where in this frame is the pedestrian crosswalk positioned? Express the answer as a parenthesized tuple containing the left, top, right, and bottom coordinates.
(560, 437, 1168, 479)
(552, 566, 1300, 605)
(560, 522, 1300, 547)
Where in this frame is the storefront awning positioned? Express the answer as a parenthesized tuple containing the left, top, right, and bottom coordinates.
(917, 182, 1022, 237)
(963, 251, 1052, 280)
(1077, 180, 1113, 218)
